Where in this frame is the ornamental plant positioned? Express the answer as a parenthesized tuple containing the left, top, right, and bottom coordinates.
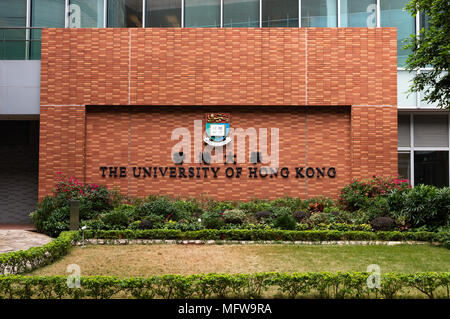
(339, 176, 411, 212)
(30, 174, 115, 236)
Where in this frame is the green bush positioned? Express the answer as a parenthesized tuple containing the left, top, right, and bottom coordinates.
(80, 229, 448, 246)
(0, 231, 77, 275)
(339, 176, 410, 212)
(101, 210, 129, 229)
(42, 207, 70, 238)
(30, 196, 57, 233)
(271, 197, 303, 212)
(395, 185, 450, 228)
(238, 200, 272, 214)
(163, 221, 205, 232)
(307, 223, 373, 232)
(111, 204, 137, 219)
(309, 213, 331, 225)
(31, 176, 450, 236)
(222, 209, 246, 225)
(270, 207, 291, 218)
(273, 214, 297, 230)
(173, 199, 204, 219)
(200, 211, 225, 229)
(81, 219, 107, 230)
(211, 201, 237, 212)
(1, 272, 448, 299)
(142, 214, 165, 229)
(138, 197, 177, 220)
(30, 176, 115, 237)
(138, 219, 153, 230)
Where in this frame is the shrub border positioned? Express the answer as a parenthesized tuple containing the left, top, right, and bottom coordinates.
(0, 231, 78, 275)
(76, 238, 438, 246)
(0, 229, 448, 276)
(81, 229, 449, 246)
(0, 272, 449, 299)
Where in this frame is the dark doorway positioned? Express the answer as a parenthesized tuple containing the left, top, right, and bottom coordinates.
(0, 120, 39, 224)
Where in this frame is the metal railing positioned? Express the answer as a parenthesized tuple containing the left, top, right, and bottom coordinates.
(0, 27, 42, 60)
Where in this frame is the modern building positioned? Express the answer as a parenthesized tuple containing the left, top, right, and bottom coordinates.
(0, 0, 448, 224)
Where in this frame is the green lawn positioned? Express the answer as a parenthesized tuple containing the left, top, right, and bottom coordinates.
(30, 244, 450, 277)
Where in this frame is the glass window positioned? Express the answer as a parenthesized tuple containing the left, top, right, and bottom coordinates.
(185, 0, 220, 28)
(398, 114, 410, 147)
(224, 0, 259, 28)
(69, 0, 104, 28)
(31, 0, 66, 59)
(262, 0, 298, 27)
(108, 0, 143, 27)
(419, 70, 445, 107)
(0, 0, 26, 59)
(414, 151, 449, 187)
(398, 152, 411, 180)
(414, 115, 449, 147)
(146, 0, 181, 27)
(397, 70, 417, 107)
(301, 0, 337, 27)
(419, 12, 430, 31)
(340, 0, 376, 27)
(380, 0, 415, 67)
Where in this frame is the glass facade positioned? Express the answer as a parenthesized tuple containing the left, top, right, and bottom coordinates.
(31, 0, 66, 59)
(108, 0, 143, 27)
(262, 0, 298, 27)
(185, 0, 220, 28)
(398, 113, 450, 187)
(69, 0, 104, 28)
(301, 0, 337, 27)
(398, 114, 410, 147)
(340, 0, 376, 27)
(398, 152, 410, 180)
(380, 0, 415, 67)
(146, 0, 181, 27)
(397, 70, 417, 106)
(419, 12, 430, 31)
(224, 0, 259, 27)
(415, 151, 449, 187)
(0, 0, 26, 59)
(0, 1, 447, 193)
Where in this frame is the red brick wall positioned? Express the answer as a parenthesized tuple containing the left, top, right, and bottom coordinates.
(39, 28, 398, 200)
(39, 106, 86, 197)
(84, 106, 350, 200)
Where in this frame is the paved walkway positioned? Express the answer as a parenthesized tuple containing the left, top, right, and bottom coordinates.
(0, 230, 52, 254)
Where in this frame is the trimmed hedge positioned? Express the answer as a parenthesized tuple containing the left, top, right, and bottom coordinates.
(0, 272, 448, 299)
(0, 231, 78, 275)
(81, 229, 448, 245)
(1, 230, 448, 277)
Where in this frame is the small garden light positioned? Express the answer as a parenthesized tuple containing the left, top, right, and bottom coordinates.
(81, 226, 87, 248)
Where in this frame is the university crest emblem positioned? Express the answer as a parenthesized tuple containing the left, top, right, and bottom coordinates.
(204, 113, 232, 146)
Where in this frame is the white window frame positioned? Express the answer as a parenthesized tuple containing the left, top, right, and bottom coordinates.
(27, 0, 392, 30)
(397, 112, 450, 186)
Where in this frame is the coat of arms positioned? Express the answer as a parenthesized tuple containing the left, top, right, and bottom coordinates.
(204, 113, 231, 146)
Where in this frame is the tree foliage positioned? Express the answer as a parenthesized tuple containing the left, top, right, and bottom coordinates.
(404, 0, 450, 109)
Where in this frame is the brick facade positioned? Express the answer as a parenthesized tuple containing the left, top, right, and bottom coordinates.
(39, 28, 398, 200)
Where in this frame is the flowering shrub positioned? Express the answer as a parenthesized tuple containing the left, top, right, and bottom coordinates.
(30, 174, 115, 237)
(339, 176, 411, 212)
(31, 174, 448, 236)
(54, 173, 100, 199)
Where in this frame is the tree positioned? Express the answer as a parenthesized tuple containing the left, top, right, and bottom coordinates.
(404, 0, 450, 109)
